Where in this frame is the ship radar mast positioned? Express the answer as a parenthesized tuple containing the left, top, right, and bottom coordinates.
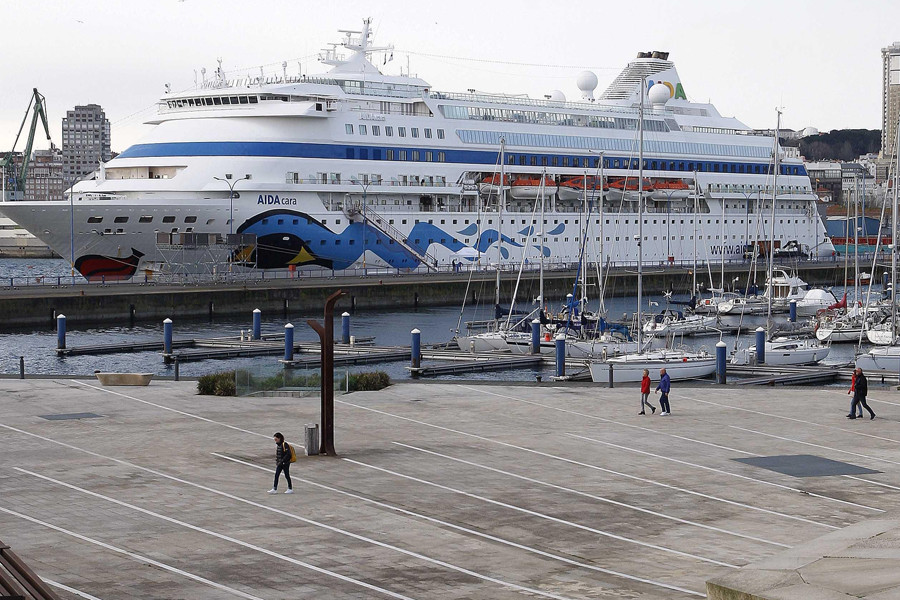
(319, 18, 393, 75)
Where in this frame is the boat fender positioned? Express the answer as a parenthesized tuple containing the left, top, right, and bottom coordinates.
(682, 357, 687, 362)
(601, 348, 608, 361)
(544, 333, 551, 342)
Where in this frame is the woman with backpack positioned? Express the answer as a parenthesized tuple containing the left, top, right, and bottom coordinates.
(268, 432, 295, 494)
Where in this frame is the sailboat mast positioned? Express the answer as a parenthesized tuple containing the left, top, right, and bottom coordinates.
(637, 77, 645, 351)
(539, 170, 545, 313)
(892, 124, 899, 344)
(766, 110, 781, 331)
(854, 174, 860, 304)
(597, 153, 606, 316)
(496, 138, 505, 308)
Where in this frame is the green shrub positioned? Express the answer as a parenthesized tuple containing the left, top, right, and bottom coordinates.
(197, 371, 236, 396)
(349, 371, 390, 392)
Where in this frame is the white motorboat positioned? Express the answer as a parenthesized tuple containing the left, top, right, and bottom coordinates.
(717, 296, 770, 315)
(795, 288, 837, 317)
(730, 336, 830, 366)
(589, 349, 717, 383)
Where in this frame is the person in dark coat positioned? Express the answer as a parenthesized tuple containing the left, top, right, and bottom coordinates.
(847, 370, 863, 418)
(655, 368, 672, 415)
(848, 368, 875, 420)
(268, 432, 294, 494)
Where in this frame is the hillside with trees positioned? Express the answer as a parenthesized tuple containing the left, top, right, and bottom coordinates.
(790, 129, 881, 161)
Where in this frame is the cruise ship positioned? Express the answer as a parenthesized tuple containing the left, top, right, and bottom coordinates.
(0, 19, 833, 280)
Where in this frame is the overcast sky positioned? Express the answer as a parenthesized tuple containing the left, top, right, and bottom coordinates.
(1, 0, 897, 154)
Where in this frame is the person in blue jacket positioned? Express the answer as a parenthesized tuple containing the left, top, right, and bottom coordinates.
(655, 368, 672, 415)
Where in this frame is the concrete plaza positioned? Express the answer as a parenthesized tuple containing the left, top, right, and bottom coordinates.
(1, 378, 899, 599)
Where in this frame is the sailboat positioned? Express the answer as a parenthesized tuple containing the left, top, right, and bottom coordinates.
(857, 123, 900, 370)
(731, 110, 829, 367)
(588, 79, 716, 383)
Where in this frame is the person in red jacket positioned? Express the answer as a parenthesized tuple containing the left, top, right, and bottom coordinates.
(639, 369, 656, 415)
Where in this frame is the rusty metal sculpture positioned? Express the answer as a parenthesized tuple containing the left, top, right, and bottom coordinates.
(307, 289, 345, 456)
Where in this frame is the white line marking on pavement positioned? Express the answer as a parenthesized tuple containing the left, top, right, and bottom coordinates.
(66, 380, 286, 443)
(337, 400, 837, 529)
(212, 453, 705, 597)
(392, 442, 789, 548)
(0, 506, 264, 600)
(566, 433, 881, 514)
(341, 457, 740, 568)
(678, 393, 900, 447)
(730, 425, 900, 468)
(0, 424, 582, 600)
(43, 579, 103, 600)
(450, 386, 883, 513)
(12, 468, 418, 600)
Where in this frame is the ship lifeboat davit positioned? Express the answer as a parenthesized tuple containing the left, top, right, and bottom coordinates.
(478, 174, 511, 196)
(557, 176, 605, 201)
(649, 179, 691, 200)
(606, 177, 654, 201)
(509, 176, 558, 200)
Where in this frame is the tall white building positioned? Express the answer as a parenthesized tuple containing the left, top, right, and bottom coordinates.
(881, 42, 900, 161)
(62, 104, 111, 182)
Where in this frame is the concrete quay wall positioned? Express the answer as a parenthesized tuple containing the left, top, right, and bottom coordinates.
(0, 262, 843, 328)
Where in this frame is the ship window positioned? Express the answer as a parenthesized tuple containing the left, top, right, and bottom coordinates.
(213, 97, 222, 105)
(398, 127, 406, 137)
(239, 96, 249, 104)
(411, 128, 419, 138)
(87, 216, 103, 223)
(372, 126, 380, 136)
(277, 219, 284, 225)
(345, 124, 353, 134)
(139, 216, 152, 223)
(206, 219, 215, 225)
(386, 150, 394, 160)
(412, 151, 420, 161)
(425, 128, 432, 138)
(359, 125, 367, 135)
(439, 152, 446, 162)
(426, 151, 433, 161)
(114, 216, 128, 223)
(185, 216, 197, 223)
(162, 216, 176, 223)
(399, 150, 407, 160)
(437, 129, 445, 139)
(385, 126, 393, 136)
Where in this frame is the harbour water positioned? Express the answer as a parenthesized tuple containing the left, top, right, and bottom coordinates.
(0, 258, 876, 382)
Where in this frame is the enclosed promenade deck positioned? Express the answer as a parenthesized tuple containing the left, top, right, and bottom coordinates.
(2, 378, 900, 598)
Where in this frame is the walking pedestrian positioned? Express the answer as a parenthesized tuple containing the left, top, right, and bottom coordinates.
(639, 369, 656, 415)
(846, 369, 863, 418)
(848, 368, 875, 420)
(268, 432, 295, 494)
(655, 367, 672, 415)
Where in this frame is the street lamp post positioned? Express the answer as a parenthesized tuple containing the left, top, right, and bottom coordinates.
(213, 173, 250, 235)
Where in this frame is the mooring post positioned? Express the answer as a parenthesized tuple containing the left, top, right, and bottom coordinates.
(789, 300, 797, 323)
(163, 318, 173, 355)
(608, 363, 614, 388)
(531, 319, 541, 354)
(56, 314, 66, 350)
(555, 334, 566, 377)
(284, 323, 294, 361)
(716, 341, 727, 384)
(19, 356, 24, 379)
(411, 328, 421, 368)
(174, 357, 180, 381)
(341, 312, 351, 344)
(755, 326, 766, 365)
(252, 308, 261, 340)
(306, 290, 345, 457)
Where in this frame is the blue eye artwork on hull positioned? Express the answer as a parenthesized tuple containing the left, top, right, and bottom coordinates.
(235, 210, 529, 270)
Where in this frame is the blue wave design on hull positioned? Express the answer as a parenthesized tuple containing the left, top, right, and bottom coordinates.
(235, 210, 532, 269)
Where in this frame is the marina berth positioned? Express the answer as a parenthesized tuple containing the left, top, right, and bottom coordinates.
(0, 19, 833, 282)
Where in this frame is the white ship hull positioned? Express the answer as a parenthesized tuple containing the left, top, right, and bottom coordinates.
(856, 346, 900, 372)
(731, 337, 829, 366)
(0, 20, 834, 281)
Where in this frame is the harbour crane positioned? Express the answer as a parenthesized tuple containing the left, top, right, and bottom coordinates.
(1, 88, 52, 201)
